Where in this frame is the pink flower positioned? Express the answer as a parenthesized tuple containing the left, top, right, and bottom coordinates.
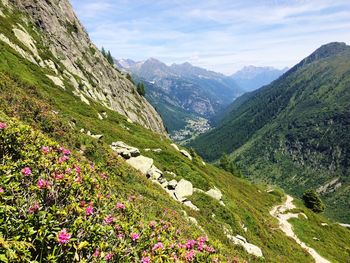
(75, 176, 82, 183)
(74, 165, 81, 174)
(185, 250, 195, 261)
(41, 146, 50, 154)
(130, 232, 140, 241)
(57, 229, 71, 245)
(177, 243, 186, 249)
(58, 155, 69, 163)
(205, 246, 215, 253)
(86, 205, 94, 216)
(152, 242, 164, 251)
(105, 253, 113, 261)
(0, 122, 7, 129)
(63, 149, 71, 155)
(0, 188, 4, 193)
(117, 233, 125, 239)
(37, 179, 48, 189)
(53, 173, 64, 180)
(116, 202, 126, 210)
(185, 239, 196, 249)
(198, 236, 207, 244)
(104, 215, 114, 225)
(21, 167, 32, 176)
(141, 257, 151, 263)
(93, 249, 100, 258)
(28, 203, 40, 214)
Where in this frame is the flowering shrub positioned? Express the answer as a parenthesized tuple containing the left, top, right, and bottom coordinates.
(0, 120, 222, 262)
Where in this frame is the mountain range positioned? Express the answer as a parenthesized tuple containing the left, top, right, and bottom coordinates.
(190, 42, 350, 223)
(116, 58, 285, 141)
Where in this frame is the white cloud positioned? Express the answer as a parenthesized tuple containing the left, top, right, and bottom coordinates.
(71, 0, 350, 74)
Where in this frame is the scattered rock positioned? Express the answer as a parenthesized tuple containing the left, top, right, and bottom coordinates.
(126, 156, 153, 175)
(236, 235, 247, 243)
(110, 141, 140, 159)
(89, 134, 103, 140)
(183, 200, 200, 211)
(126, 118, 133, 124)
(102, 112, 108, 118)
(206, 187, 223, 201)
(219, 201, 226, 207)
(168, 180, 178, 189)
(321, 223, 328, 227)
(147, 165, 163, 180)
(202, 161, 206, 166)
(180, 149, 192, 160)
(97, 113, 103, 120)
(171, 143, 180, 151)
(226, 234, 263, 258)
(338, 223, 350, 229)
(175, 179, 193, 199)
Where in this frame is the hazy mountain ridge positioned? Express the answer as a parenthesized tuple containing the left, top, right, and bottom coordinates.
(231, 65, 288, 92)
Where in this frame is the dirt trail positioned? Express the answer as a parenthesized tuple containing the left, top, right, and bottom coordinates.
(270, 195, 331, 263)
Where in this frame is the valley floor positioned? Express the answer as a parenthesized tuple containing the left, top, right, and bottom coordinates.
(270, 195, 330, 263)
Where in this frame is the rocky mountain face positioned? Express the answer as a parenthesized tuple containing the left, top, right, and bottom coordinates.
(231, 65, 288, 92)
(116, 58, 243, 139)
(190, 42, 350, 222)
(5, 0, 166, 135)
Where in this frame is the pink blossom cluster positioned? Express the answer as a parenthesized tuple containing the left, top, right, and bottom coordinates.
(57, 229, 71, 245)
(152, 242, 164, 251)
(130, 232, 140, 241)
(0, 122, 7, 129)
(21, 167, 32, 176)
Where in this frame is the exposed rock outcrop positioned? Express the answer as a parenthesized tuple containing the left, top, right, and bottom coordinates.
(6, 0, 166, 135)
(110, 141, 140, 159)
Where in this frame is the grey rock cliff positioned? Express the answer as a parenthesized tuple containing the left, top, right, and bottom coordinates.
(8, 0, 166, 135)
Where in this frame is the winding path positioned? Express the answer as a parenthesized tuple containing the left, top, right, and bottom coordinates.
(270, 195, 331, 263)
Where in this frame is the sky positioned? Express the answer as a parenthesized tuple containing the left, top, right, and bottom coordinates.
(71, 0, 350, 75)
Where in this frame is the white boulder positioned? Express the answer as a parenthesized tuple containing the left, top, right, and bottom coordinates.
(180, 149, 192, 160)
(126, 156, 153, 175)
(206, 187, 223, 201)
(175, 179, 193, 199)
(171, 143, 180, 151)
(183, 200, 200, 211)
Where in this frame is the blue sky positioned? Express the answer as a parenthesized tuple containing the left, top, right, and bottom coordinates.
(71, 0, 350, 74)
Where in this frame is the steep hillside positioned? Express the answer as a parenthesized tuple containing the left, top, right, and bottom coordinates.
(231, 66, 288, 92)
(116, 58, 243, 139)
(1, 1, 349, 262)
(190, 42, 350, 223)
(2, 0, 165, 134)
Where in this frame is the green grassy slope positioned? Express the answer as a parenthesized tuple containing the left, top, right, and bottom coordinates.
(190, 43, 350, 223)
(0, 4, 349, 262)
